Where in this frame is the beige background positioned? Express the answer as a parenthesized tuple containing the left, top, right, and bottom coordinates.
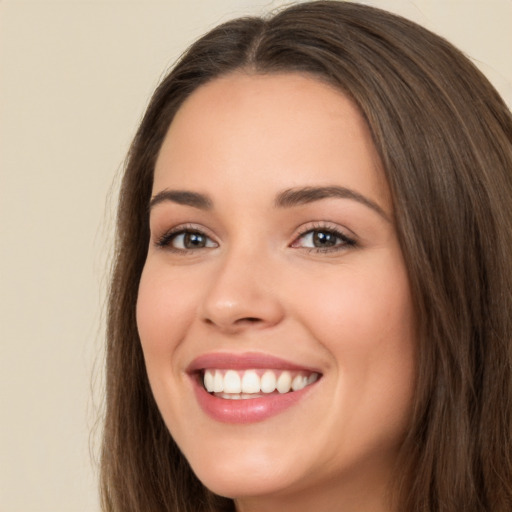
(1, 1, 511, 511)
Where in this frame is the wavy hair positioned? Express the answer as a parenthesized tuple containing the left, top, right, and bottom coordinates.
(101, 2, 512, 510)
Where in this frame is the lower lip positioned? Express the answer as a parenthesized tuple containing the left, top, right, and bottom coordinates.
(191, 377, 317, 424)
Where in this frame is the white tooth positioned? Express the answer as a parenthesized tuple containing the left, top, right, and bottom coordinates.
(307, 373, 319, 385)
(260, 370, 277, 393)
(241, 370, 260, 393)
(224, 370, 242, 393)
(213, 370, 224, 392)
(276, 371, 292, 393)
(204, 370, 214, 392)
(291, 374, 308, 391)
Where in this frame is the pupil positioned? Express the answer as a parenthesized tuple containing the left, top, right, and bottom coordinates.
(185, 232, 205, 248)
(313, 231, 336, 247)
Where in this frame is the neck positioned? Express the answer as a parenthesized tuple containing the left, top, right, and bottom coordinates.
(234, 456, 396, 512)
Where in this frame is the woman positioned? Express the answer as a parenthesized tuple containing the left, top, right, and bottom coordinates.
(101, 1, 512, 511)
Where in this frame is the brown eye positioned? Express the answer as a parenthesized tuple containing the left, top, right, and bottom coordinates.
(180, 232, 208, 248)
(172, 231, 217, 250)
(311, 230, 338, 247)
(157, 229, 217, 251)
(293, 228, 356, 252)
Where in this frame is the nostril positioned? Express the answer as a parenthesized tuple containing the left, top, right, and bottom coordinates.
(236, 317, 262, 324)
(203, 316, 262, 328)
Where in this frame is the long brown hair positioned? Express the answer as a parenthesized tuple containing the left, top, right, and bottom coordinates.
(101, 2, 512, 510)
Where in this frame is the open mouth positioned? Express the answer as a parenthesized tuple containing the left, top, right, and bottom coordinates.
(202, 369, 320, 399)
(188, 353, 323, 422)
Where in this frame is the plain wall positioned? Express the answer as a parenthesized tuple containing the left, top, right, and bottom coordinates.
(1, 1, 510, 511)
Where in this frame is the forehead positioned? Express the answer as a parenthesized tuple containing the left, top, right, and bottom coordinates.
(154, 72, 390, 211)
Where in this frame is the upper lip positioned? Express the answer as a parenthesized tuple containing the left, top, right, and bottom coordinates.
(187, 351, 322, 374)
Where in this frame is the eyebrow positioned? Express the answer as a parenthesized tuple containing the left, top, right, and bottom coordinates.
(149, 185, 389, 221)
(149, 189, 213, 210)
(275, 186, 389, 221)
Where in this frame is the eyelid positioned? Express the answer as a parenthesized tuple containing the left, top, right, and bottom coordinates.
(154, 223, 218, 250)
(290, 221, 357, 251)
(152, 221, 357, 254)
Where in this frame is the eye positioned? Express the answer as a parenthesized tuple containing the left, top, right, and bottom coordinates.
(292, 227, 356, 252)
(156, 228, 218, 251)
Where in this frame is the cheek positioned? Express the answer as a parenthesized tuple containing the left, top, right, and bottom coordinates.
(296, 260, 414, 351)
(136, 263, 196, 357)
(135, 263, 201, 430)
(291, 256, 416, 426)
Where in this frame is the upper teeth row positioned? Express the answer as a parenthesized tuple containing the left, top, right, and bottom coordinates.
(203, 369, 319, 394)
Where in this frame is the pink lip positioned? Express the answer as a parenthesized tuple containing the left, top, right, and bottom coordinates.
(187, 352, 321, 424)
(187, 351, 319, 372)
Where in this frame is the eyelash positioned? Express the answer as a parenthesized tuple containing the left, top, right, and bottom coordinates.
(154, 223, 357, 254)
(292, 223, 357, 253)
(155, 224, 217, 253)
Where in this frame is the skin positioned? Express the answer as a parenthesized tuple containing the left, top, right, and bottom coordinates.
(136, 72, 416, 512)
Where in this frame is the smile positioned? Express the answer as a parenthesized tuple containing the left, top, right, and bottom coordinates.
(188, 353, 322, 423)
(203, 369, 319, 398)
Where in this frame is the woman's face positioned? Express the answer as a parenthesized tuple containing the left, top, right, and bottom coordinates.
(137, 72, 416, 510)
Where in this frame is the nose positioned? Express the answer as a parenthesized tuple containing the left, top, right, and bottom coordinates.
(200, 248, 285, 334)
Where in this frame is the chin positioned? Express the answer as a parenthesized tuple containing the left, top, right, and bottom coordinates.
(184, 443, 302, 499)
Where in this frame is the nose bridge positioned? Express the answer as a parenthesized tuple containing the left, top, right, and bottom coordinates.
(200, 241, 283, 332)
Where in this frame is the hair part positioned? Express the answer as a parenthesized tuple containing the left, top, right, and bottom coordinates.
(101, 2, 512, 510)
